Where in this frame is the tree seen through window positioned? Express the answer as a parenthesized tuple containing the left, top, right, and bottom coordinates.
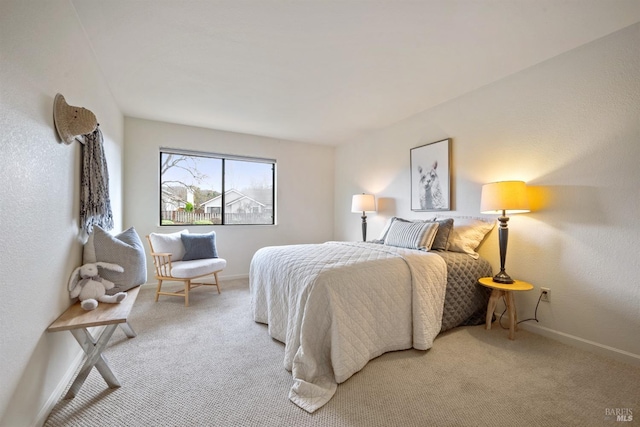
(160, 151, 275, 225)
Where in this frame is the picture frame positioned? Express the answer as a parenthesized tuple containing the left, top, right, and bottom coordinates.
(410, 138, 451, 211)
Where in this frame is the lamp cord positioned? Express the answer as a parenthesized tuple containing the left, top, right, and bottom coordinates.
(498, 292, 542, 329)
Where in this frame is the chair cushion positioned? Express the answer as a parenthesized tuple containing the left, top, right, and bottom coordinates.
(168, 258, 227, 279)
(181, 231, 218, 260)
(149, 230, 189, 261)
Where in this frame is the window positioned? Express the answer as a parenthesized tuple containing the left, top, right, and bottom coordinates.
(160, 149, 275, 226)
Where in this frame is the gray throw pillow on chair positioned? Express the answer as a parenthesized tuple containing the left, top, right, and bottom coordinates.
(181, 231, 218, 261)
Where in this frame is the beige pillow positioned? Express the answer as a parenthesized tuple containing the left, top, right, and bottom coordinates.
(446, 217, 495, 259)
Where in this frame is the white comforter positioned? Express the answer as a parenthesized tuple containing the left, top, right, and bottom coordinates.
(250, 241, 447, 413)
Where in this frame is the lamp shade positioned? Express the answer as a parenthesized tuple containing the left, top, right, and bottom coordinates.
(351, 194, 376, 213)
(480, 181, 530, 214)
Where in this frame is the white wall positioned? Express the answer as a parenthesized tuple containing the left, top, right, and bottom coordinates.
(335, 24, 640, 363)
(0, 1, 124, 425)
(124, 118, 335, 279)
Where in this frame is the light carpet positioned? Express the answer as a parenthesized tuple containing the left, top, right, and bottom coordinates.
(45, 279, 639, 426)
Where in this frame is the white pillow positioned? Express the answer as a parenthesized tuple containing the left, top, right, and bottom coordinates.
(384, 220, 439, 251)
(148, 229, 189, 261)
(446, 217, 495, 259)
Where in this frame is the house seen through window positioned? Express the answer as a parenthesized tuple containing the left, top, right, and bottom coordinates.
(160, 150, 275, 225)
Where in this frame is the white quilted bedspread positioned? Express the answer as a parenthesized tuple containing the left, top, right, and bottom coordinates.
(249, 241, 447, 413)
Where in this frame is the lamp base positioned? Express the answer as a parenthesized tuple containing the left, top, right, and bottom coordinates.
(493, 270, 514, 284)
(361, 214, 367, 242)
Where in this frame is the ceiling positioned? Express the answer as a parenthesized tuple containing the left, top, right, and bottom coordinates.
(71, 1, 640, 145)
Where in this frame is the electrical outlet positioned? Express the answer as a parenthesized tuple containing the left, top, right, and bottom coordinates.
(541, 287, 551, 302)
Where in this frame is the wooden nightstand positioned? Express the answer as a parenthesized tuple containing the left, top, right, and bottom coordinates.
(478, 277, 533, 340)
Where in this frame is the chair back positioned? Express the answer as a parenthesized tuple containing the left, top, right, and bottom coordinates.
(146, 235, 173, 279)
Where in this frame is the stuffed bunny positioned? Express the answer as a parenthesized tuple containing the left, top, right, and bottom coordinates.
(68, 262, 127, 311)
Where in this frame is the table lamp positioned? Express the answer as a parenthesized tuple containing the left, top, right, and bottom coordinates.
(480, 181, 530, 284)
(351, 194, 376, 242)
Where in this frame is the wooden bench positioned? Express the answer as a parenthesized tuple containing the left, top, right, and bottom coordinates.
(47, 286, 140, 399)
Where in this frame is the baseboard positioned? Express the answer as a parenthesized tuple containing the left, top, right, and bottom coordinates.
(520, 322, 640, 368)
(35, 348, 85, 427)
(219, 273, 249, 281)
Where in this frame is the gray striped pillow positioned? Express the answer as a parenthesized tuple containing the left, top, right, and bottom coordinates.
(384, 220, 439, 250)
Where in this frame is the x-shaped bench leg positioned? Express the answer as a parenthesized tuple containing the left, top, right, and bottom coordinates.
(64, 325, 120, 399)
(119, 321, 137, 338)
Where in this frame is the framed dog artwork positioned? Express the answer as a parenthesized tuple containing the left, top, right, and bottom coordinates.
(410, 138, 451, 211)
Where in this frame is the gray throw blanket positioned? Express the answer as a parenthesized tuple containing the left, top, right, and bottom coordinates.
(81, 126, 113, 234)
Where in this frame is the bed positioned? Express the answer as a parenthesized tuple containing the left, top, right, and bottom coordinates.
(249, 217, 494, 413)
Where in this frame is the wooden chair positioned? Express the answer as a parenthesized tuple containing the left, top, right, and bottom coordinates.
(146, 232, 226, 307)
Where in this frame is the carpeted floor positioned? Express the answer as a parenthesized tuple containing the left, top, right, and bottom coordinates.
(45, 279, 639, 427)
